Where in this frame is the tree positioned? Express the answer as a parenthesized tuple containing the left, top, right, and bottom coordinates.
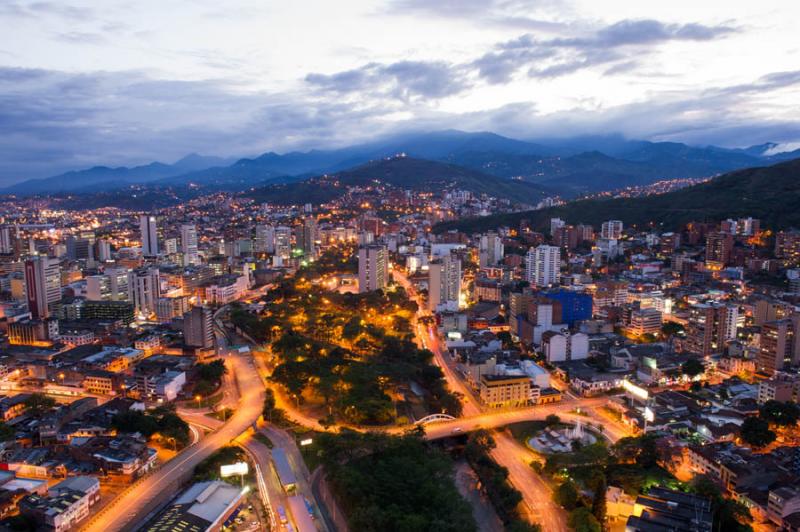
(0, 421, 16, 441)
(691, 476, 753, 532)
(592, 476, 607, 525)
(197, 359, 227, 384)
(545, 414, 561, 427)
(568, 507, 602, 532)
(740, 416, 776, 447)
(554, 480, 580, 511)
(661, 322, 684, 338)
(759, 400, 800, 427)
(681, 358, 705, 379)
(23, 393, 56, 415)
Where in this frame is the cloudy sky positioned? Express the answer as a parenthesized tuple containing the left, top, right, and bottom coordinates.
(1, 0, 799, 184)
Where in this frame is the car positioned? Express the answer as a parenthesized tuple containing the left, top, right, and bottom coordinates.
(451, 427, 463, 433)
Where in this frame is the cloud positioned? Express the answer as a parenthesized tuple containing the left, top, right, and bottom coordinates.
(472, 19, 737, 82)
(0, 1, 94, 20)
(306, 60, 471, 101)
(55, 32, 107, 45)
(385, 0, 567, 31)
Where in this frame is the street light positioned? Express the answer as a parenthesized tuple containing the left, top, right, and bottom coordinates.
(195, 395, 202, 409)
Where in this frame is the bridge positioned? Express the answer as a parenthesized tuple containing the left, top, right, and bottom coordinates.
(415, 413, 457, 425)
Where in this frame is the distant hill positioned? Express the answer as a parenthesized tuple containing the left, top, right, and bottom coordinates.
(3, 153, 235, 195)
(248, 156, 552, 205)
(434, 157, 800, 234)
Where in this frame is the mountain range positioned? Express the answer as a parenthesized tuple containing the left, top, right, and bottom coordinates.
(248, 155, 551, 206)
(3, 130, 800, 198)
(434, 157, 800, 234)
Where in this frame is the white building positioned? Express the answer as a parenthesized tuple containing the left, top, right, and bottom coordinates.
(601, 220, 623, 240)
(180, 224, 199, 266)
(204, 274, 248, 305)
(274, 226, 292, 259)
(358, 245, 388, 293)
(543, 331, 589, 363)
(479, 232, 504, 267)
(525, 245, 560, 288)
(429, 253, 461, 311)
(254, 224, 275, 254)
(128, 268, 161, 319)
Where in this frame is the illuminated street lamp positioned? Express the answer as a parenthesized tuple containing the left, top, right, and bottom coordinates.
(195, 394, 202, 409)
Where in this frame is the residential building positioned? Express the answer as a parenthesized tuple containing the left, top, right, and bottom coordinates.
(525, 245, 560, 288)
(428, 253, 461, 311)
(358, 244, 388, 293)
(601, 220, 623, 240)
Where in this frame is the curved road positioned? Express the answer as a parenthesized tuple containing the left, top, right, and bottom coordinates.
(82, 353, 265, 532)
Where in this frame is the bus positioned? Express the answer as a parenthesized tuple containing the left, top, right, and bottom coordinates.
(276, 506, 288, 525)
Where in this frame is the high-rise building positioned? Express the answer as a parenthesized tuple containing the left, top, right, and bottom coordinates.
(302, 217, 318, 257)
(775, 230, 800, 264)
(479, 232, 504, 267)
(180, 224, 199, 266)
(601, 220, 623, 240)
(0, 226, 12, 255)
(686, 303, 738, 356)
(96, 239, 112, 262)
(164, 238, 178, 255)
(525, 245, 560, 288)
(183, 306, 214, 349)
(128, 267, 161, 318)
(24, 256, 61, 319)
(275, 226, 292, 259)
(86, 275, 111, 301)
(550, 218, 565, 236)
(705, 231, 734, 268)
(140, 215, 159, 256)
(66, 234, 95, 261)
(254, 225, 275, 254)
(428, 253, 461, 311)
(757, 315, 800, 375)
(358, 245, 388, 293)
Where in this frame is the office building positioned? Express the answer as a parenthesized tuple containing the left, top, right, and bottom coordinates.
(479, 375, 537, 408)
(428, 253, 461, 311)
(24, 256, 61, 319)
(358, 245, 388, 293)
(525, 245, 560, 288)
(139, 215, 159, 257)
